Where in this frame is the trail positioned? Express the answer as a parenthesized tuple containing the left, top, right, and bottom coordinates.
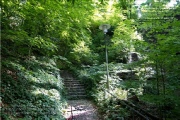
(60, 70, 100, 120)
(63, 100, 100, 120)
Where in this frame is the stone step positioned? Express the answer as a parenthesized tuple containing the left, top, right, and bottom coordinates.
(65, 89, 85, 93)
(66, 91, 86, 95)
(63, 77, 73, 79)
(66, 89, 85, 92)
(68, 93, 86, 96)
(64, 84, 85, 87)
(66, 89, 85, 93)
(64, 78, 79, 80)
(64, 83, 84, 87)
(67, 94, 87, 100)
(64, 82, 82, 84)
(66, 88, 85, 91)
(64, 81, 83, 84)
(64, 85, 84, 88)
(68, 91, 86, 95)
(64, 81, 82, 83)
(64, 81, 81, 83)
(65, 87, 85, 91)
(64, 80, 81, 82)
(61, 70, 87, 100)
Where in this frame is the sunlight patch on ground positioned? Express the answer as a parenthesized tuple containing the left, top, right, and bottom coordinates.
(63, 100, 99, 120)
(31, 88, 61, 100)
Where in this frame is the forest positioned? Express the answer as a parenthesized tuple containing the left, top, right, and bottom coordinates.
(1, 0, 180, 119)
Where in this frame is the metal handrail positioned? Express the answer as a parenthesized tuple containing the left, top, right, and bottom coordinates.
(103, 88, 160, 120)
(105, 89, 150, 120)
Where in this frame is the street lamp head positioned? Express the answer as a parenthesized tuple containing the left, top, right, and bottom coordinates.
(99, 24, 111, 34)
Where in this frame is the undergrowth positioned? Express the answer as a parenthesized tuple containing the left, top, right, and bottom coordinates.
(1, 56, 67, 120)
(76, 63, 131, 119)
(76, 62, 180, 119)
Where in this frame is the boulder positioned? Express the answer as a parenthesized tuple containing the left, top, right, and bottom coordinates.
(128, 52, 140, 63)
(116, 70, 138, 80)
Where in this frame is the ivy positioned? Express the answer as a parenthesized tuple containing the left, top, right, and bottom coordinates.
(1, 57, 66, 119)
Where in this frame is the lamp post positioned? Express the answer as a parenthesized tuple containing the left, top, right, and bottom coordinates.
(99, 24, 111, 90)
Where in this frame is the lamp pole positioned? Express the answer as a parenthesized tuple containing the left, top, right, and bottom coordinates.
(105, 34, 109, 90)
(99, 24, 111, 90)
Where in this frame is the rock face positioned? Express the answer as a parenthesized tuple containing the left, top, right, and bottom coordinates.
(116, 70, 138, 80)
(128, 52, 140, 63)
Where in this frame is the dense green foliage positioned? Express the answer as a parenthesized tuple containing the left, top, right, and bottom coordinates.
(1, 0, 180, 119)
(135, 1, 180, 118)
(76, 1, 180, 119)
(1, 57, 66, 119)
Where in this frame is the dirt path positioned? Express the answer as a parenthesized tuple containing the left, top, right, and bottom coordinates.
(63, 100, 100, 120)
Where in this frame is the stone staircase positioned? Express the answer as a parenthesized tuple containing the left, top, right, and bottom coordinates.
(60, 70, 86, 100)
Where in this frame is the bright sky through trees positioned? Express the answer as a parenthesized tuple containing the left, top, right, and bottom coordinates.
(135, 0, 147, 5)
(135, 0, 179, 7)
